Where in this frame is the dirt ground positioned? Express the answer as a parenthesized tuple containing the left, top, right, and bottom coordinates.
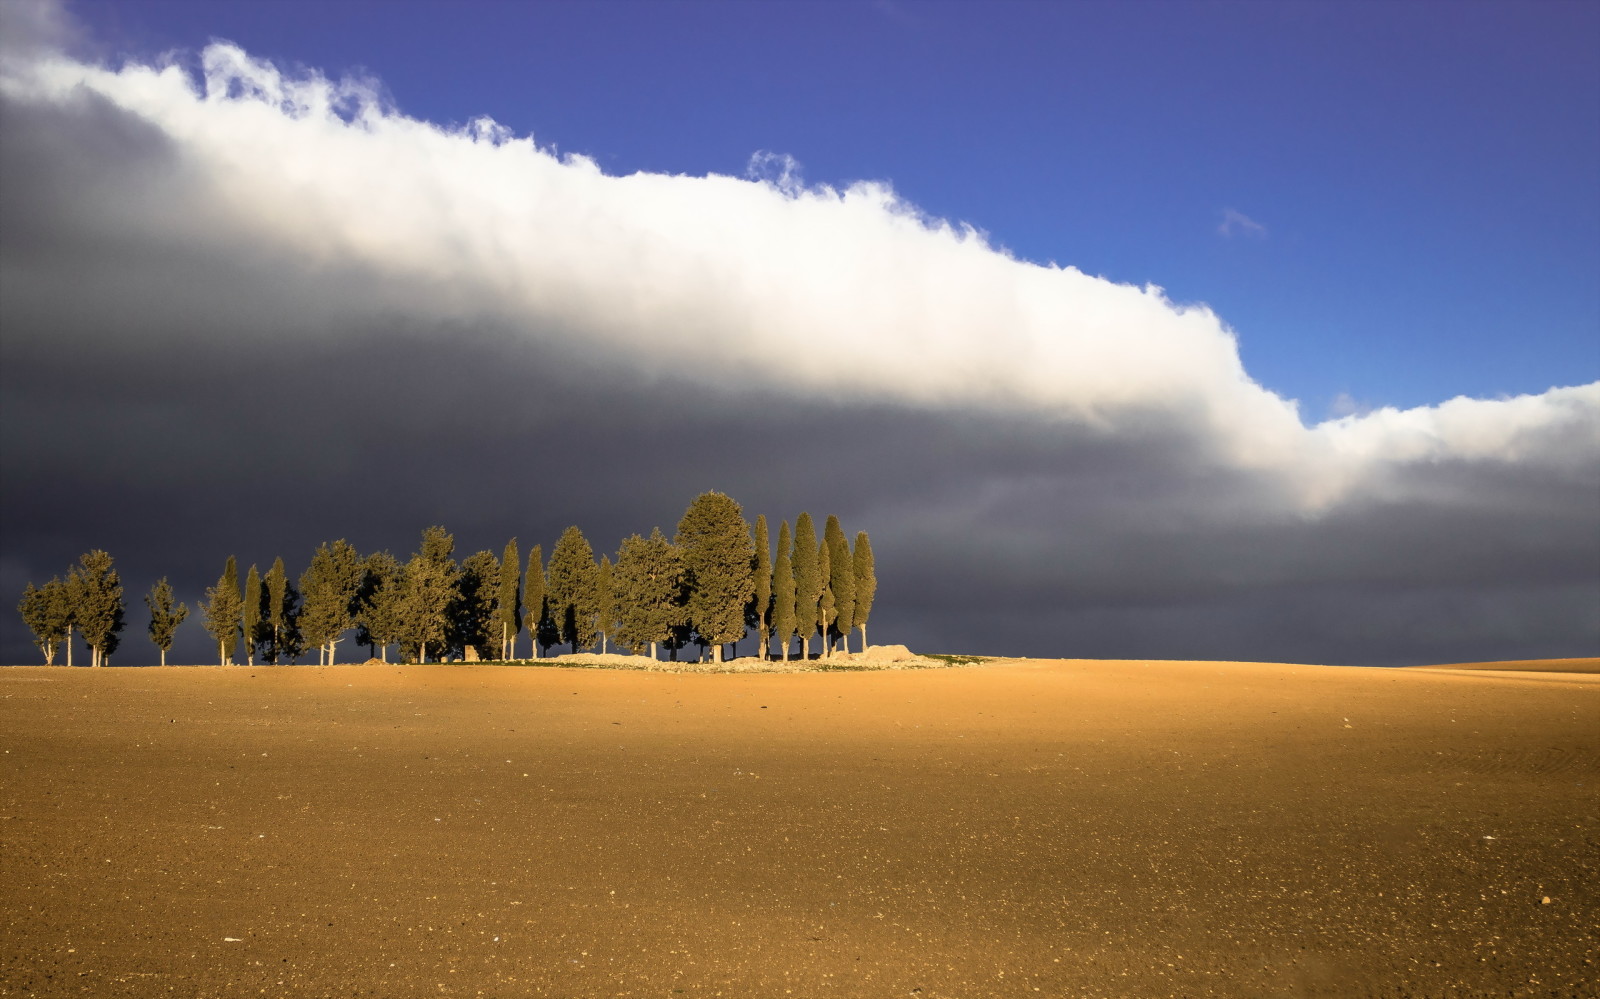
(1, 658, 1595, 998)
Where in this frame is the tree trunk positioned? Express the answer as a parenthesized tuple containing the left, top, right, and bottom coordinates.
(800, 635, 809, 661)
(713, 642, 723, 664)
(420, 641, 427, 664)
(859, 623, 867, 652)
(780, 636, 789, 663)
(67, 627, 73, 668)
(218, 640, 226, 667)
(650, 641, 658, 660)
(840, 630, 850, 656)
(160, 649, 166, 667)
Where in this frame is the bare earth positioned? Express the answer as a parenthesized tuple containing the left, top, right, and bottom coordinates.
(1, 658, 1595, 998)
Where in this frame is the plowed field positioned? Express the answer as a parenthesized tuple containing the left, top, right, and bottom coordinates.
(2, 659, 1596, 997)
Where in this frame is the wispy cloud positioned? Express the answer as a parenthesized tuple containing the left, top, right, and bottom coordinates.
(1218, 207, 1268, 238)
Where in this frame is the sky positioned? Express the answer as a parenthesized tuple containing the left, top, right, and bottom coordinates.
(1, 0, 1596, 666)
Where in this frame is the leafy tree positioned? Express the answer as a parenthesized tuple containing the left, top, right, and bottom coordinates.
(69, 550, 124, 667)
(675, 492, 755, 663)
(825, 515, 856, 655)
(199, 556, 242, 666)
(17, 577, 71, 665)
(144, 577, 187, 667)
(523, 545, 552, 658)
(452, 549, 501, 660)
(752, 515, 772, 660)
(354, 551, 403, 662)
(816, 538, 836, 658)
(497, 539, 521, 660)
(547, 526, 598, 653)
(242, 565, 263, 666)
(299, 540, 363, 665)
(791, 512, 821, 661)
(853, 531, 877, 651)
(771, 521, 796, 663)
(613, 528, 687, 659)
(399, 527, 459, 663)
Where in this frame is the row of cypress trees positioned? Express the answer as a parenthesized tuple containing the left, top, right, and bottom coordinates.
(14, 493, 877, 667)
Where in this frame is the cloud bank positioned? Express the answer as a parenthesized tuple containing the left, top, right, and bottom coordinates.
(1, 7, 1594, 665)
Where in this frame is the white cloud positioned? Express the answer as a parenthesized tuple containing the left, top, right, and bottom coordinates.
(2, 35, 1594, 514)
(1218, 207, 1268, 238)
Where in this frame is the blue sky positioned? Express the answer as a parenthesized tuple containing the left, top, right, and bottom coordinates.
(72, 0, 1600, 418)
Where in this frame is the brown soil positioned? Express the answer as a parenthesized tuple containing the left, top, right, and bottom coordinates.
(1, 658, 1595, 997)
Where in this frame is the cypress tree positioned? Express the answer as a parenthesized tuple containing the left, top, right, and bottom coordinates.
(816, 538, 836, 658)
(497, 539, 521, 660)
(791, 513, 820, 661)
(613, 528, 686, 659)
(63, 564, 86, 667)
(144, 577, 187, 667)
(355, 551, 403, 662)
(400, 527, 459, 663)
(547, 526, 599, 653)
(825, 515, 855, 655)
(299, 540, 362, 665)
(594, 554, 615, 655)
(199, 556, 242, 666)
(523, 545, 549, 658)
(772, 521, 796, 663)
(453, 550, 500, 660)
(265, 557, 286, 663)
(853, 531, 877, 651)
(17, 577, 71, 665)
(242, 565, 262, 666)
(752, 515, 772, 660)
(675, 492, 755, 663)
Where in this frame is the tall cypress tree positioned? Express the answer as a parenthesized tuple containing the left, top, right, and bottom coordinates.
(497, 539, 521, 660)
(772, 520, 796, 663)
(791, 513, 820, 661)
(200, 556, 242, 666)
(816, 538, 836, 658)
(824, 515, 856, 655)
(752, 515, 772, 660)
(852, 531, 877, 651)
(242, 565, 263, 666)
(144, 577, 187, 667)
(63, 564, 86, 667)
(594, 554, 615, 655)
(523, 545, 549, 658)
(675, 492, 755, 664)
(547, 526, 599, 653)
(263, 556, 302, 664)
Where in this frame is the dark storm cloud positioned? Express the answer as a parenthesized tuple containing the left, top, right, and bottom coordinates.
(1, 24, 1595, 666)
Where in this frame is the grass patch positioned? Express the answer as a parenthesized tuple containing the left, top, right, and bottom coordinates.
(923, 654, 992, 666)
